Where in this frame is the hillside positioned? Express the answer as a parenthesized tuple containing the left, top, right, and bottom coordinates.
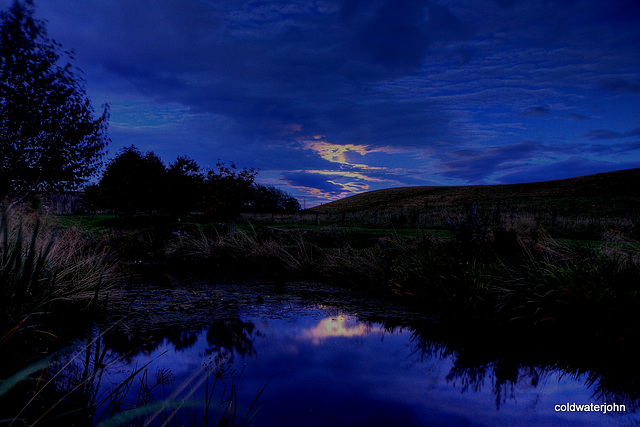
(309, 168, 640, 214)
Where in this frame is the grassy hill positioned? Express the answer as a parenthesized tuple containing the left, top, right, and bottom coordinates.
(309, 168, 640, 216)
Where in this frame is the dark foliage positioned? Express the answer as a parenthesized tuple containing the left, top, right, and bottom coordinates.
(202, 161, 258, 220)
(98, 146, 166, 218)
(94, 146, 298, 221)
(247, 183, 301, 214)
(166, 156, 204, 218)
(0, 0, 109, 198)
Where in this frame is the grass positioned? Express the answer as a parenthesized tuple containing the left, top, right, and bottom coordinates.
(161, 206, 640, 340)
(0, 205, 119, 351)
(51, 203, 640, 343)
(304, 168, 640, 240)
(309, 168, 640, 214)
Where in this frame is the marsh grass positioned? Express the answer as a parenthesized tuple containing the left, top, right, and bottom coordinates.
(167, 224, 321, 277)
(166, 208, 640, 336)
(0, 206, 119, 347)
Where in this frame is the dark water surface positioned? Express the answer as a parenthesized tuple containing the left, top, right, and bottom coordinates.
(68, 277, 640, 426)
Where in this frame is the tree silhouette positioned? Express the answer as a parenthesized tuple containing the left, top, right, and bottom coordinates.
(98, 146, 165, 218)
(166, 156, 204, 218)
(98, 147, 266, 220)
(0, 0, 109, 199)
(203, 161, 257, 220)
(248, 183, 300, 214)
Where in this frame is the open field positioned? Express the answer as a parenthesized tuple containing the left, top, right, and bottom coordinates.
(309, 168, 640, 214)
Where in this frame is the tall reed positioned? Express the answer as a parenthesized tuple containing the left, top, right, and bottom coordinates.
(0, 206, 118, 346)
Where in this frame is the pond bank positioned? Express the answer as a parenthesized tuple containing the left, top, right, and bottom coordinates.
(158, 222, 640, 342)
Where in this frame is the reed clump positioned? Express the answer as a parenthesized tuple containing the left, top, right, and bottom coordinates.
(0, 325, 263, 426)
(0, 206, 119, 347)
(166, 224, 321, 278)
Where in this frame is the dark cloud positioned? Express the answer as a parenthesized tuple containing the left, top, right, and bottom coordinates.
(522, 106, 551, 117)
(2, 0, 637, 202)
(569, 113, 588, 120)
(498, 157, 640, 184)
(426, 3, 475, 42)
(47, 0, 467, 152)
(583, 128, 640, 140)
(440, 141, 540, 182)
(599, 79, 640, 94)
(602, 0, 640, 24)
(353, 0, 430, 74)
(583, 129, 622, 140)
(492, 0, 518, 8)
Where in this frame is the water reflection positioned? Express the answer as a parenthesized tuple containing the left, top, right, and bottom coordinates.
(301, 315, 383, 344)
(4, 302, 640, 425)
(407, 323, 640, 414)
(102, 319, 258, 360)
(205, 319, 258, 357)
(89, 313, 640, 425)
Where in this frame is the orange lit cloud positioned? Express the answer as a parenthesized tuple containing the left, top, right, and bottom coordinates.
(301, 315, 381, 345)
(304, 169, 386, 182)
(286, 138, 430, 205)
(285, 185, 350, 203)
(305, 140, 372, 165)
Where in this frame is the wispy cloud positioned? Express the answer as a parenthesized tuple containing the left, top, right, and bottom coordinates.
(440, 141, 541, 182)
(583, 128, 640, 140)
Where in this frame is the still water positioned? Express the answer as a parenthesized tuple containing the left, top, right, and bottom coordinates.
(69, 278, 640, 426)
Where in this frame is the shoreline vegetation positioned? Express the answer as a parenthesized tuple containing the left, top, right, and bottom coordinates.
(166, 206, 640, 338)
(2, 168, 640, 346)
(124, 170, 640, 340)
(0, 168, 638, 344)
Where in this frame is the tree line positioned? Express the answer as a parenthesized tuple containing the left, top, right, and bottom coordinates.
(0, 1, 300, 219)
(84, 146, 300, 220)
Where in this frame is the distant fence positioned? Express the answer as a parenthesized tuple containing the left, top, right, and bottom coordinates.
(240, 203, 640, 234)
(239, 207, 463, 228)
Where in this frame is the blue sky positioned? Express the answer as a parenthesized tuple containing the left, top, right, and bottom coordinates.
(3, 0, 639, 206)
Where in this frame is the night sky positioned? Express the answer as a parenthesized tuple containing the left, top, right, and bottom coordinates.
(2, 0, 639, 206)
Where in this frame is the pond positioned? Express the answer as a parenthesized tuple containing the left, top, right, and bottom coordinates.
(5, 275, 640, 426)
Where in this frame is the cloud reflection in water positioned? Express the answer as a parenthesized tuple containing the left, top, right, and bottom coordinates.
(300, 315, 383, 345)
